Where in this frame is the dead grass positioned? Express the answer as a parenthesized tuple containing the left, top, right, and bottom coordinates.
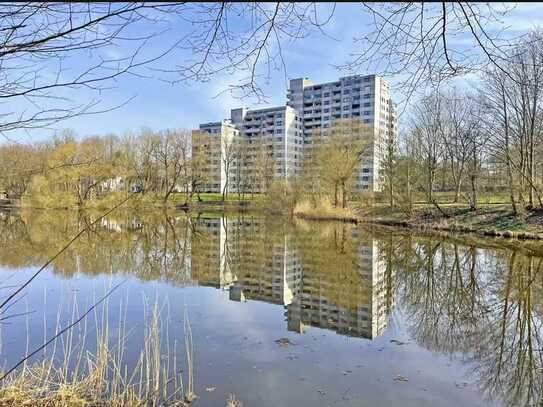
(293, 199, 358, 223)
(0, 300, 195, 406)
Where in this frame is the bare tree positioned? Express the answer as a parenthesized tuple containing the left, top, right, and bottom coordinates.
(481, 33, 543, 212)
(410, 94, 444, 207)
(309, 118, 372, 208)
(220, 130, 237, 201)
(464, 99, 489, 210)
(343, 3, 522, 102)
(153, 129, 190, 202)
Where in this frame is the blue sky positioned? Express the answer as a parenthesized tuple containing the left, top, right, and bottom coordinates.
(6, 2, 543, 143)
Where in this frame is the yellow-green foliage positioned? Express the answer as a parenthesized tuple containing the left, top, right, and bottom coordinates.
(23, 174, 77, 209)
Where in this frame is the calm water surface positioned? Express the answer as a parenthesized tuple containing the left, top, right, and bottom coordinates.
(0, 209, 541, 406)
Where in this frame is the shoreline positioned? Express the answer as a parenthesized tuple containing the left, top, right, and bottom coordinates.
(294, 204, 543, 241)
(360, 217, 543, 240)
(4, 199, 543, 242)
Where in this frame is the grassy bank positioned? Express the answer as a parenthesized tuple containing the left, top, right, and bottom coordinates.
(357, 204, 543, 240)
(17, 192, 260, 211)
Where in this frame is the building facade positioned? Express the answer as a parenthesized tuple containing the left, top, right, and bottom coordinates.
(192, 120, 238, 193)
(287, 74, 398, 191)
(230, 106, 303, 193)
(194, 73, 397, 193)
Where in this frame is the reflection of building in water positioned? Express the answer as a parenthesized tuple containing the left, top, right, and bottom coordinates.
(191, 216, 303, 303)
(192, 216, 394, 340)
(286, 230, 393, 339)
(191, 217, 235, 289)
(228, 233, 303, 306)
(100, 216, 144, 232)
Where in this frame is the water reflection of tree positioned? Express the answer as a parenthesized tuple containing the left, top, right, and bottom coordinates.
(295, 221, 371, 310)
(294, 221, 396, 337)
(0, 209, 193, 284)
(474, 251, 543, 407)
(393, 234, 543, 407)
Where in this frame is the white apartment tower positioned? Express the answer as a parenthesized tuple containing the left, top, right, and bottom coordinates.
(196, 106, 303, 193)
(287, 75, 398, 191)
(230, 106, 303, 187)
(195, 73, 397, 193)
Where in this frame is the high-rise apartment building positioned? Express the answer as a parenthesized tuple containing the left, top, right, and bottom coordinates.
(287, 74, 398, 191)
(192, 120, 238, 193)
(195, 73, 397, 193)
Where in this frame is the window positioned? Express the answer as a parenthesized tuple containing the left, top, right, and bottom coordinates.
(323, 92, 330, 97)
(363, 102, 371, 107)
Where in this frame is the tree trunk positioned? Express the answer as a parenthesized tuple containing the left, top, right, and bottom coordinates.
(341, 180, 347, 209)
(407, 160, 412, 215)
(222, 182, 227, 201)
(502, 86, 518, 215)
(469, 173, 477, 211)
(389, 176, 394, 207)
(454, 179, 462, 203)
(427, 167, 434, 204)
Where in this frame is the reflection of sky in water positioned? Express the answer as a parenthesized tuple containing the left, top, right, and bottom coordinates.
(0, 212, 535, 406)
(0, 268, 498, 407)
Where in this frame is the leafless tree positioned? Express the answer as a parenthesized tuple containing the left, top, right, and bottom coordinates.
(481, 32, 543, 212)
(220, 130, 237, 201)
(410, 94, 444, 206)
(0, 2, 340, 138)
(342, 3, 522, 102)
(153, 129, 190, 202)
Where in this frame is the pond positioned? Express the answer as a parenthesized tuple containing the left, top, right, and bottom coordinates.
(0, 209, 541, 406)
